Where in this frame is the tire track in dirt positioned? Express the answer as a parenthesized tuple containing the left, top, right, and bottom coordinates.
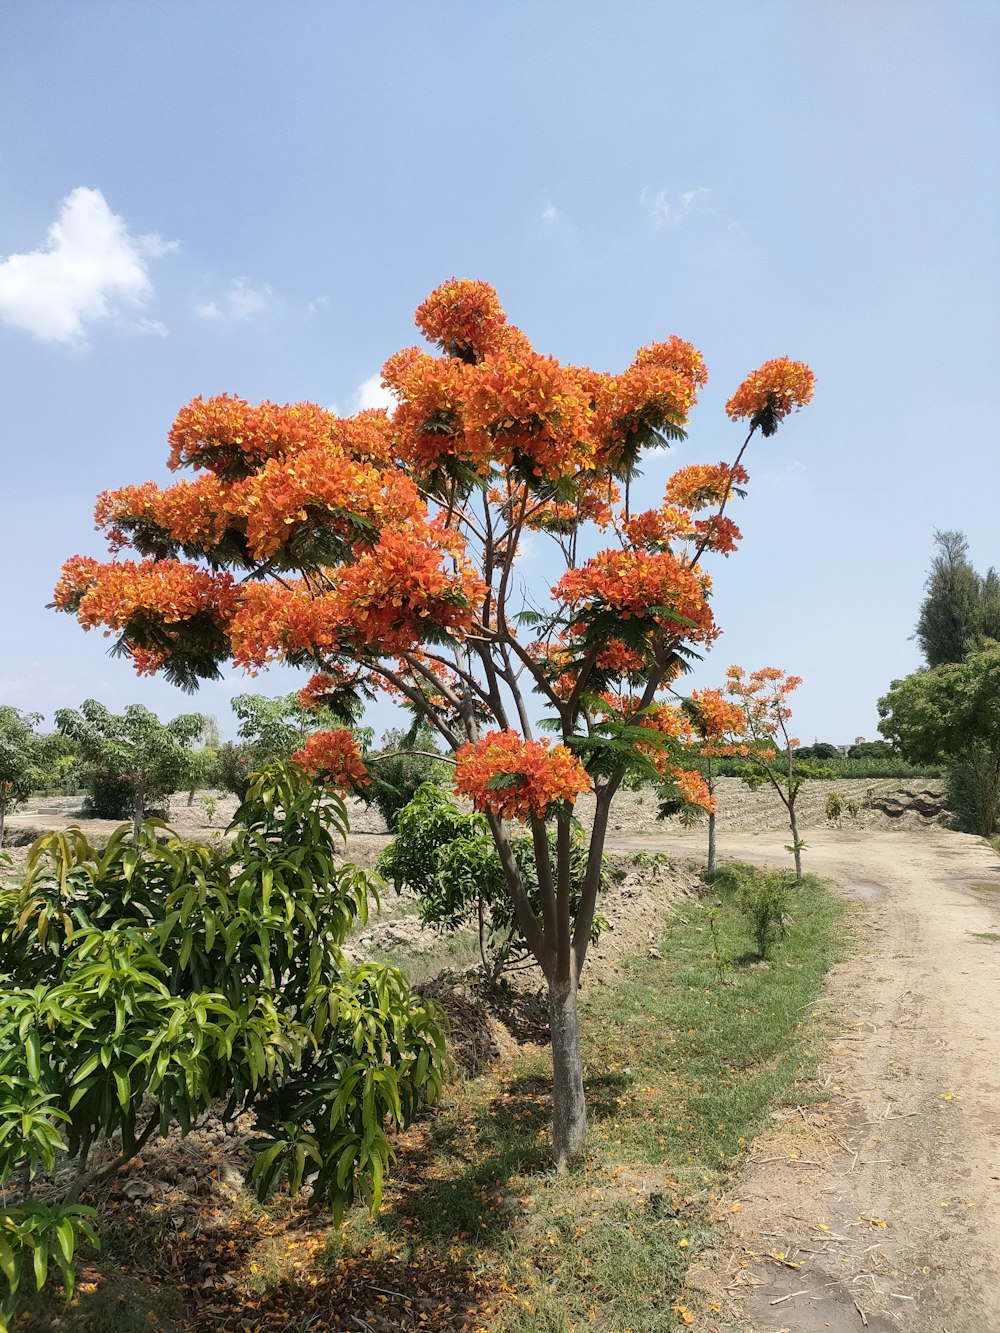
(605, 825, 1000, 1332)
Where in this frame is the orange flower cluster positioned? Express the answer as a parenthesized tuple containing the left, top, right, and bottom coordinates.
(600, 363, 699, 443)
(687, 688, 752, 758)
(663, 462, 749, 512)
(454, 730, 591, 821)
(333, 525, 486, 654)
(725, 359, 815, 425)
(296, 667, 366, 712)
(414, 279, 511, 361)
(726, 665, 802, 733)
(595, 639, 648, 678)
(53, 556, 240, 675)
(554, 549, 716, 642)
(95, 476, 235, 555)
(623, 506, 696, 551)
(55, 557, 238, 635)
(384, 349, 473, 474)
(631, 336, 709, 388)
(292, 728, 369, 792)
(666, 766, 713, 811)
(168, 395, 341, 475)
(692, 514, 742, 555)
(240, 448, 422, 560)
(463, 349, 595, 482)
(226, 525, 485, 669)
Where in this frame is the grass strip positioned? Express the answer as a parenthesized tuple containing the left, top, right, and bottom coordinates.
(337, 869, 848, 1331)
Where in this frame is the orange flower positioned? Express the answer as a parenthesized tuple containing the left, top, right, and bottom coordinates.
(663, 462, 748, 512)
(454, 730, 590, 821)
(725, 359, 815, 435)
(414, 278, 510, 361)
(168, 395, 340, 475)
(554, 549, 717, 644)
(292, 728, 369, 792)
(463, 350, 595, 482)
(666, 766, 714, 811)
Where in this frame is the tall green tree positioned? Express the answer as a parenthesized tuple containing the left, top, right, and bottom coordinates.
(915, 530, 1000, 666)
(55, 701, 205, 839)
(0, 708, 48, 845)
(878, 640, 1000, 836)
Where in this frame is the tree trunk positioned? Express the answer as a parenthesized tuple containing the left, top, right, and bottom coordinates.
(548, 975, 586, 1170)
(707, 810, 717, 874)
(789, 804, 802, 881)
(0, 798, 6, 849)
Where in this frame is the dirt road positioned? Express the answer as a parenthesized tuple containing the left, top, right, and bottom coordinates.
(605, 823, 1000, 1332)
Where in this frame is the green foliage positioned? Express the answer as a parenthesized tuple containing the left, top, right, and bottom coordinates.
(231, 691, 364, 769)
(879, 640, 1000, 835)
(365, 724, 448, 832)
(54, 701, 205, 824)
(211, 741, 253, 802)
(0, 761, 445, 1324)
(0, 709, 56, 841)
(735, 869, 791, 959)
(915, 530, 1000, 668)
(703, 861, 792, 960)
(376, 784, 608, 978)
(795, 742, 840, 760)
(713, 752, 943, 779)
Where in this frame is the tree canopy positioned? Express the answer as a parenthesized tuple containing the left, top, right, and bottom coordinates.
(0, 707, 50, 843)
(55, 701, 205, 835)
(878, 640, 1000, 835)
(915, 530, 1000, 667)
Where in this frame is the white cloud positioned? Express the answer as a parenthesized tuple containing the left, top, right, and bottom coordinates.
(195, 276, 276, 322)
(541, 203, 558, 223)
(353, 373, 397, 414)
(0, 187, 176, 343)
(327, 374, 399, 420)
(641, 186, 709, 229)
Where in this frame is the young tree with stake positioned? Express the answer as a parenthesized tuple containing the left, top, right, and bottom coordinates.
(681, 689, 756, 874)
(725, 666, 826, 881)
(54, 279, 813, 1166)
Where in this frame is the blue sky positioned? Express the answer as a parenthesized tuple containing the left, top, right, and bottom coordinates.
(1, 1, 997, 744)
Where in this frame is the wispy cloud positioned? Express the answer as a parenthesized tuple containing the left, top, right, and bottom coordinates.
(641, 186, 710, 229)
(195, 276, 276, 321)
(0, 187, 176, 343)
(541, 203, 559, 224)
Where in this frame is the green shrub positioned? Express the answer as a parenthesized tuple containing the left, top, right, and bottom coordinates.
(377, 783, 609, 979)
(736, 869, 791, 959)
(0, 761, 445, 1328)
(946, 752, 1000, 837)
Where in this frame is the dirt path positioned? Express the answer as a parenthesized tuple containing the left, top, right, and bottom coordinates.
(604, 823, 1000, 1332)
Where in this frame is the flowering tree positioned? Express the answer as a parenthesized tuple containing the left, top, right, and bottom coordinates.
(55, 280, 813, 1166)
(725, 666, 823, 880)
(681, 689, 755, 873)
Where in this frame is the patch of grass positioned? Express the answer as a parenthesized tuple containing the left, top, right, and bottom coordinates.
(989, 835, 1000, 857)
(969, 930, 1000, 943)
(340, 870, 847, 1331)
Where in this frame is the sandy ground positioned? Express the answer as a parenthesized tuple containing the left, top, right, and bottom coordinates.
(606, 820, 1000, 1333)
